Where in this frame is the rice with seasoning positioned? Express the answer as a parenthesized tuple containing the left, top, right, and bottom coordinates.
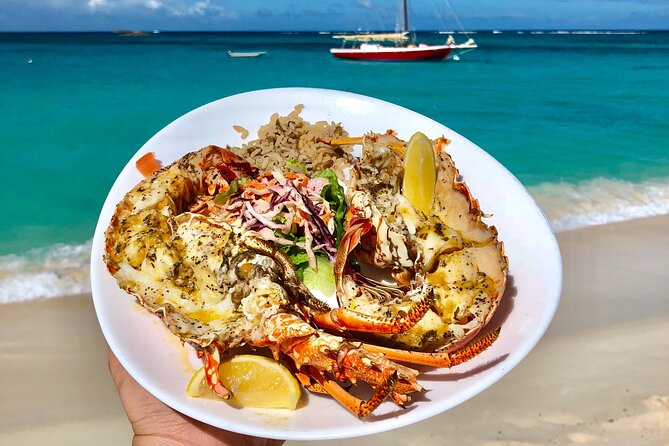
(229, 105, 355, 177)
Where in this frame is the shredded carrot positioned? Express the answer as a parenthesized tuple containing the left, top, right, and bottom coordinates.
(284, 172, 309, 187)
(136, 152, 161, 177)
(245, 179, 265, 189)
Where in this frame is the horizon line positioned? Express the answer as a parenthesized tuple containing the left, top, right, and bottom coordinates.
(1, 28, 668, 33)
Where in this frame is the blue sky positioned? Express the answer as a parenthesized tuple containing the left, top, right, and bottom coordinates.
(1, 0, 667, 31)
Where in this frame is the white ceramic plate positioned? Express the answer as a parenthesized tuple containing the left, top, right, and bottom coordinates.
(91, 87, 562, 441)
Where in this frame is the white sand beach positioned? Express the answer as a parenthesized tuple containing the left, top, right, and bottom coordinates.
(1, 215, 668, 445)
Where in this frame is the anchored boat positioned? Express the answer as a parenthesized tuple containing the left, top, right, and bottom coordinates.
(227, 51, 267, 58)
(330, 0, 476, 62)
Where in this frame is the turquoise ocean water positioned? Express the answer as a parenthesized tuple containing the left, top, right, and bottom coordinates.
(1, 31, 668, 302)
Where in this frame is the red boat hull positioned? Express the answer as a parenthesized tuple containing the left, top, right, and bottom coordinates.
(330, 46, 452, 61)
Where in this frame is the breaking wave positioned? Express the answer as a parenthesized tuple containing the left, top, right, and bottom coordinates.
(530, 177, 669, 232)
(0, 241, 92, 304)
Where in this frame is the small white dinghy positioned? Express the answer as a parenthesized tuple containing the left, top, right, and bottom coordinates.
(227, 51, 267, 58)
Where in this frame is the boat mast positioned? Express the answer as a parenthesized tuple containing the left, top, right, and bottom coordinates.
(402, 0, 409, 32)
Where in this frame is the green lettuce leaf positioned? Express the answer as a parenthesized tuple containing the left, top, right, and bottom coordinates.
(276, 239, 310, 280)
(314, 168, 347, 245)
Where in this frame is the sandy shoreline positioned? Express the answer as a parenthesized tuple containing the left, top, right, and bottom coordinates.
(0, 294, 132, 444)
(1, 215, 668, 445)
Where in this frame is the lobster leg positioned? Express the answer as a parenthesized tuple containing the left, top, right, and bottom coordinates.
(335, 347, 423, 406)
(281, 355, 329, 394)
(257, 313, 423, 415)
(308, 367, 399, 418)
(334, 217, 373, 296)
(294, 371, 329, 394)
(311, 297, 431, 334)
(203, 346, 231, 399)
(361, 327, 501, 368)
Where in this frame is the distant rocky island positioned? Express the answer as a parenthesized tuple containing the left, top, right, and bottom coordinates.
(112, 30, 150, 37)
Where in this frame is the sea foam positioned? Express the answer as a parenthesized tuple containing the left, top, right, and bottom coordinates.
(2, 177, 669, 303)
(0, 241, 92, 304)
(530, 177, 669, 232)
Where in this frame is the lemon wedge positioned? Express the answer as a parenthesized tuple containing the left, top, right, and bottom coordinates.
(402, 131, 436, 215)
(187, 355, 301, 409)
(219, 355, 301, 410)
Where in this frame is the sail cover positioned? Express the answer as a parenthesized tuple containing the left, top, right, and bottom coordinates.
(332, 32, 409, 42)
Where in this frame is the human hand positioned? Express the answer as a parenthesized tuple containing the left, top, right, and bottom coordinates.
(109, 349, 284, 446)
